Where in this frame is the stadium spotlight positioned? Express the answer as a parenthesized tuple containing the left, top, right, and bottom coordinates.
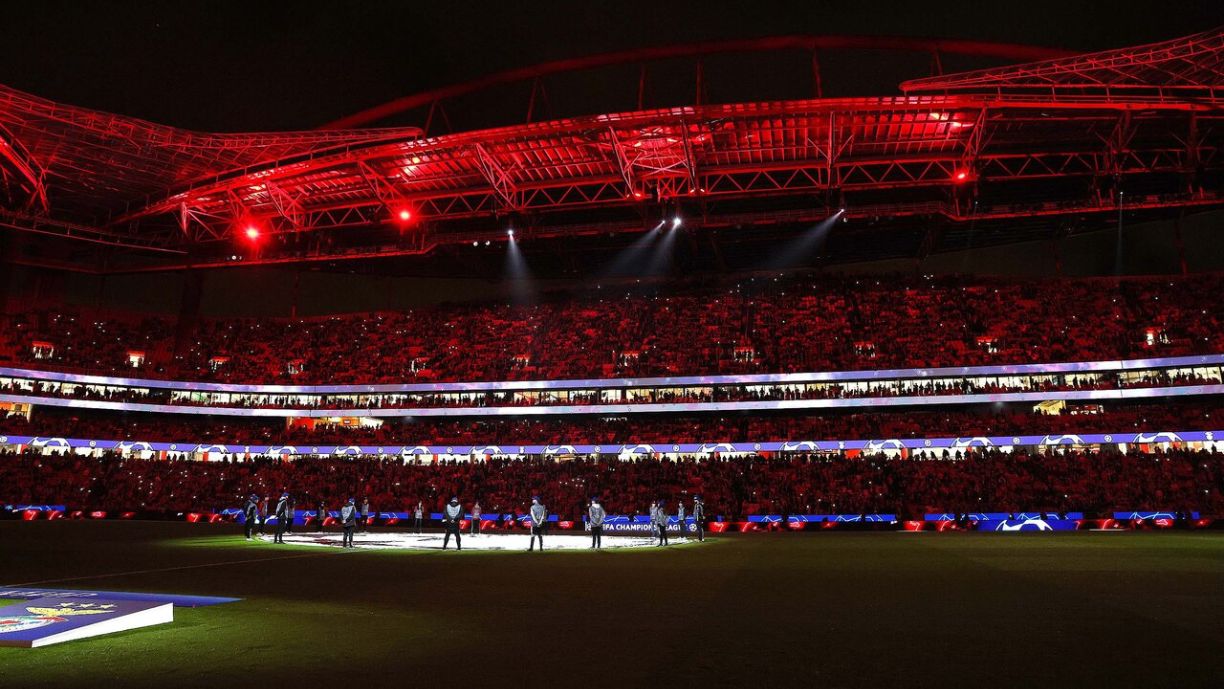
(671, 216, 682, 229)
(397, 208, 412, 222)
(954, 170, 969, 182)
(507, 229, 515, 238)
(244, 225, 260, 241)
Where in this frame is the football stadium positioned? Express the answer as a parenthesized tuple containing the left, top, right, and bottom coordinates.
(0, 2, 1222, 686)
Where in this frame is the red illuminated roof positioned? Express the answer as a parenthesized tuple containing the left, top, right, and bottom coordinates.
(0, 29, 1221, 271)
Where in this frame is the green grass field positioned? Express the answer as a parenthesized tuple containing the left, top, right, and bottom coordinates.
(1, 521, 1221, 688)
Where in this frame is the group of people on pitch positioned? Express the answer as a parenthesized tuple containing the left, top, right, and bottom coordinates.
(245, 492, 706, 550)
(440, 495, 547, 550)
(243, 493, 372, 547)
(645, 496, 705, 547)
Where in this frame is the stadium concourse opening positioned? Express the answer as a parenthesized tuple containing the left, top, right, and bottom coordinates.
(1, 4, 1223, 688)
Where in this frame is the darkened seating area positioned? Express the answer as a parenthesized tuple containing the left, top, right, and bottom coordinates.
(2, 272, 1221, 384)
(1, 447, 1218, 519)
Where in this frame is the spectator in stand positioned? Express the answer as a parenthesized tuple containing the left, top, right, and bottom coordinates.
(2, 446, 1217, 522)
(2, 273, 1221, 385)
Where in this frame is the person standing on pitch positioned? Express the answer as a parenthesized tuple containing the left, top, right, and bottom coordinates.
(442, 497, 462, 550)
(471, 501, 482, 536)
(648, 501, 659, 540)
(258, 495, 269, 535)
(243, 494, 259, 540)
(413, 501, 424, 534)
(359, 497, 371, 532)
(693, 496, 705, 542)
(588, 497, 606, 549)
(273, 492, 290, 544)
(340, 498, 358, 548)
(528, 496, 547, 551)
(316, 501, 326, 532)
(655, 499, 669, 546)
(677, 500, 686, 539)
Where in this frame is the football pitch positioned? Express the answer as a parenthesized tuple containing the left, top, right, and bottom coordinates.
(0, 521, 1221, 688)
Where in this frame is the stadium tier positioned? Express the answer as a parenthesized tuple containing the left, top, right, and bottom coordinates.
(2, 447, 1219, 520)
(4, 273, 1223, 385)
(3, 400, 1224, 447)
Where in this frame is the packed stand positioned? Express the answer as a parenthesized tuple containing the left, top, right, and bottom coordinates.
(2, 402, 1222, 447)
(0, 447, 1219, 519)
(0, 273, 1222, 384)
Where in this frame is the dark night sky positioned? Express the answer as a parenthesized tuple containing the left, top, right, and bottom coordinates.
(2, 1, 1223, 132)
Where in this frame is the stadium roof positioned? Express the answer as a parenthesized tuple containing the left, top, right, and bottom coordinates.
(1, 27, 1222, 272)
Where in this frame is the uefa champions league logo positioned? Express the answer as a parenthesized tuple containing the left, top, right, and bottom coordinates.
(542, 445, 577, 456)
(1133, 432, 1182, 444)
(1040, 435, 1085, 446)
(865, 439, 904, 453)
(697, 443, 737, 454)
(332, 446, 363, 456)
(952, 437, 994, 449)
(995, 518, 1053, 532)
(472, 445, 503, 455)
(114, 441, 153, 453)
(29, 437, 70, 450)
(620, 444, 655, 457)
(780, 440, 818, 452)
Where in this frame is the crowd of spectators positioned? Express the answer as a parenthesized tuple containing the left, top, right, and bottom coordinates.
(1, 402, 1221, 448)
(10, 366, 1216, 412)
(1, 447, 1218, 519)
(1, 272, 1221, 385)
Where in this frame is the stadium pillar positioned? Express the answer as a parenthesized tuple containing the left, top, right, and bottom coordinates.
(290, 269, 301, 318)
(171, 271, 204, 373)
(0, 233, 12, 315)
(1173, 213, 1188, 275)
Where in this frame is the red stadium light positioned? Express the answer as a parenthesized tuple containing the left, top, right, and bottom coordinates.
(954, 170, 969, 182)
(244, 225, 261, 241)
(397, 208, 412, 222)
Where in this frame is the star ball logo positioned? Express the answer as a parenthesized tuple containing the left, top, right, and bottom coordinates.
(0, 602, 116, 635)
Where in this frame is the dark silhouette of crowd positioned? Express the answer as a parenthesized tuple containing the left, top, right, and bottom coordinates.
(1, 272, 1220, 385)
(1, 447, 1218, 519)
(1, 402, 1220, 447)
